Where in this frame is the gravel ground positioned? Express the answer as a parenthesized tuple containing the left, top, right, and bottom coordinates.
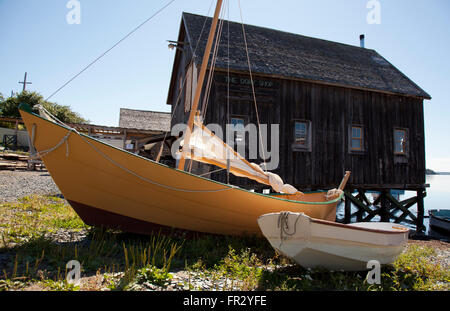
(0, 170, 448, 291)
(0, 170, 61, 202)
(407, 239, 450, 270)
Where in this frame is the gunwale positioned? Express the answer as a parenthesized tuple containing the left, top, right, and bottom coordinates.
(19, 104, 343, 206)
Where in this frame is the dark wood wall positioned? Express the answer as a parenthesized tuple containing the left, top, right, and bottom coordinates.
(275, 77, 426, 190)
(169, 61, 426, 191)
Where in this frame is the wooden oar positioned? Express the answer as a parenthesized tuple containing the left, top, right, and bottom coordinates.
(325, 171, 351, 200)
(338, 171, 351, 191)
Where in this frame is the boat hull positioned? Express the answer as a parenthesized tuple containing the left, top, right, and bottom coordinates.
(429, 209, 450, 235)
(19, 107, 342, 236)
(257, 212, 409, 271)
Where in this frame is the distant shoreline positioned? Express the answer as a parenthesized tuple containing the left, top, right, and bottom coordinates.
(426, 169, 450, 175)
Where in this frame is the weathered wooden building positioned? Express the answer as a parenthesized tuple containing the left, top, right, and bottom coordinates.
(118, 108, 173, 162)
(166, 13, 431, 231)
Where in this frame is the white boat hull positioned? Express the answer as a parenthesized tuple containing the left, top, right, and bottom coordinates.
(257, 212, 409, 271)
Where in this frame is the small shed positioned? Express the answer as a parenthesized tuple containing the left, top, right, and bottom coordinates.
(118, 108, 174, 162)
(119, 108, 171, 132)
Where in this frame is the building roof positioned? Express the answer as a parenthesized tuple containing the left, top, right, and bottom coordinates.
(181, 12, 431, 99)
(119, 108, 171, 132)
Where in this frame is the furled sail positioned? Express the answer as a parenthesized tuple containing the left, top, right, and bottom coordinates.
(178, 119, 302, 195)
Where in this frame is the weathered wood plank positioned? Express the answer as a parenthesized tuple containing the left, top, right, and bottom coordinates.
(170, 47, 426, 198)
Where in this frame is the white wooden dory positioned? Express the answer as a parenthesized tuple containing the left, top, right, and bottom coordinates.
(257, 212, 409, 271)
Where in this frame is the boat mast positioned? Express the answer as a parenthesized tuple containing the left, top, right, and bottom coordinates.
(177, 0, 223, 171)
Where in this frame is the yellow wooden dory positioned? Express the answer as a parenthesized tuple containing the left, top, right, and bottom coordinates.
(19, 104, 345, 236)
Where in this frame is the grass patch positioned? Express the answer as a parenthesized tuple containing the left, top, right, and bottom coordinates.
(378, 245, 450, 291)
(0, 195, 87, 246)
(0, 194, 448, 291)
(257, 245, 449, 291)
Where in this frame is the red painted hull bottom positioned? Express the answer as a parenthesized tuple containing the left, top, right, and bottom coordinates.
(67, 200, 236, 239)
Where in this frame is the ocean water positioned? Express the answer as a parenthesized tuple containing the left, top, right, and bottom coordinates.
(423, 174, 450, 212)
(336, 174, 450, 233)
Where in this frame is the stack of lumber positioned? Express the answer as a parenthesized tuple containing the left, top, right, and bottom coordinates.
(0, 153, 44, 171)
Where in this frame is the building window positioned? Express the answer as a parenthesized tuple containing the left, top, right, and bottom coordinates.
(350, 125, 364, 151)
(293, 120, 311, 151)
(394, 128, 408, 155)
(231, 117, 245, 145)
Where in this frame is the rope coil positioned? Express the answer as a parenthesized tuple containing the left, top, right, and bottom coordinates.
(277, 211, 302, 247)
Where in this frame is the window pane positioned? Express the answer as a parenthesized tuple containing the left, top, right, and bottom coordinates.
(231, 118, 245, 144)
(395, 139, 405, 153)
(351, 139, 361, 150)
(231, 118, 244, 131)
(395, 130, 405, 142)
(352, 127, 361, 138)
(350, 126, 363, 151)
(294, 122, 308, 145)
(394, 130, 406, 153)
(295, 122, 306, 133)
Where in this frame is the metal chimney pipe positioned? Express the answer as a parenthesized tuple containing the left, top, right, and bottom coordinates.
(360, 34, 365, 48)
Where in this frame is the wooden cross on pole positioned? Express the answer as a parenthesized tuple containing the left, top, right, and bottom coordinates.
(19, 72, 32, 91)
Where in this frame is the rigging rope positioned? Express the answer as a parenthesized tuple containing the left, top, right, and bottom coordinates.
(36, 105, 234, 193)
(33, 104, 345, 202)
(45, 0, 177, 101)
(237, 0, 268, 172)
(29, 128, 75, 160)
(198, 167, 225, 177)
(201, 0, 228, 119)
(156, 0, 216, 162)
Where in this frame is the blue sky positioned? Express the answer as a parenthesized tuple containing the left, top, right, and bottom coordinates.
(1, 0, 449, 171)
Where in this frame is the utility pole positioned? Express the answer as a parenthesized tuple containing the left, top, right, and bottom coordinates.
(18, 72, 32, 92)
